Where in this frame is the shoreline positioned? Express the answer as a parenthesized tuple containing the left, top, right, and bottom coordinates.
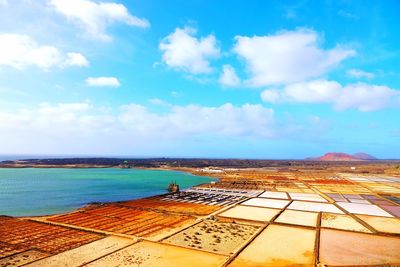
(0, 167, 220, 219)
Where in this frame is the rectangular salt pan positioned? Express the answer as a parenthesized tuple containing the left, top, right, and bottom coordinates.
(218, 205, 280, 222)
(241, 198, 290, 209)
(228, 225, 316, 267)
(289, 193, 328, 202)
(287, 201, 344, 214)
(258, 191, 288, 199)
(336, 202, 393, 217)
(275, 210, 318, 227)
(348, 199, 371, 204)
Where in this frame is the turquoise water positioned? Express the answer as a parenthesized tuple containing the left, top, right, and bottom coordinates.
(0, 168, 214, 217)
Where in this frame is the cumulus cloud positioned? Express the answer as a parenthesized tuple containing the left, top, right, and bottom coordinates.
(219, 65, 241, 87)
(261, 80, 400, 111)
(9, 103, 273, 136)
(234, 29, 355, 86)
(65, 52, 90, 67)
(159, 27, 220, 74)
(86, 77, 121, 87)
(50, 0, 150, 41)
(347, 69, 375, 79)
(0, 34, 88, 70)
(167, 103, 274, 137)
(115, 103, 275, 138)
(284, 80, 342, 103)
(335, 84, 399, 111)
(260, 89, 282, 104)
(0, 102, 275, 154)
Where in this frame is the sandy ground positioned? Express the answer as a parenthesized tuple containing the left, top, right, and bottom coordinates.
(85, 240, 227, 267)
(164, 219, 260, 254)
(0, 250, 49, 267)
(145, 219, 200, 241)
(25, 236, 135, 267)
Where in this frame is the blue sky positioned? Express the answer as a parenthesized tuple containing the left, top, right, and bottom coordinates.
(0, 0, 399, 159)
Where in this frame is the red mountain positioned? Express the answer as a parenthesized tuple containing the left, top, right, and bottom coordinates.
(309, 152, 377, 161)
(353, 152, 377, 160)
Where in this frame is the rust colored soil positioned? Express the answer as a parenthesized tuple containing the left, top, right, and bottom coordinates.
(48, 205, 195, 237)
(119, 197, 221, 215)
(0, 216, 102, 259)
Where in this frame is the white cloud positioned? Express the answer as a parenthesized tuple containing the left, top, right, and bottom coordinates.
(65, 52, 90, 67)
(261, 89, 283, 104)
(38, 102, 92, 116)
(219, 64, 241, 87)
(116, 103, 275, 138)
(0, 102, 275, 154)
(261, 80, 341, 103)
(13, 102, 273, 137)
(165, 103, 274, 137)
(50, 0, 150, 41)
(234, 29, 355, 86)
(0, 86, 27, 96)
(86, 77, 121, 87)
(347, 69, 375, 79)
(159, 27, 220, 74)
(284, 80, 342, 103)
(335, 84, 399, 111)
(0, 0, 7, 6)
(261, 80, 400, 111)
(0, 34, 88, 70)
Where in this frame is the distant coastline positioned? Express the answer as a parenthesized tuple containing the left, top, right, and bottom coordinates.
(1, 157, 399, 170)
(0, 167, 215, 217)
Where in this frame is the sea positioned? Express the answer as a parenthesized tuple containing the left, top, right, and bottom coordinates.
(0, 168, 214, 217)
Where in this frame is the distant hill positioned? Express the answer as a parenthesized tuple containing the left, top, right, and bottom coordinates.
(353, 152, 377, 160)
(308, 152, 377, 161)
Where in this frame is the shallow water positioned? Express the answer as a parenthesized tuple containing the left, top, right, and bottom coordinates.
(0, 168, 214, 216)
